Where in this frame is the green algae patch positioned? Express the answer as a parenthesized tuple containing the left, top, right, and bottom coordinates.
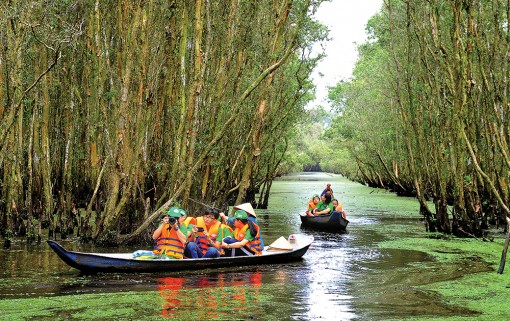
(422, 272, 510, 320)
(0, 291, 162, 321)
(379, 235, 503, 267)
(378, 235, 510, 321)
(0, 279, 302, 321)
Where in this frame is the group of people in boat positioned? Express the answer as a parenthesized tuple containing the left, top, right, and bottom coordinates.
(305, 183, 346, 219)
(144, 183, 342, 260)
(147, 203, 264, 260)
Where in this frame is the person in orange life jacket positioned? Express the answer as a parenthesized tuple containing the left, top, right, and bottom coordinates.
(221, 210, 263, 256)
(219, 202, 265, 249)
(331, 198, 347, 218)
(175, 208, 197, 242)
(152, 207, 188, 259)
(306, 194, 320, 216)
(180, 208, 197, 230)
(332, 198, 347, 219)
(185, 208, 224, 258)
(313, 193, 334, 216)
(321, 183, 334, 198)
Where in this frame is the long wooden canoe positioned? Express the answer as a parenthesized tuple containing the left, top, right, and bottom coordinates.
(47, 234, 313, 274)
(299, 211, 349, 232)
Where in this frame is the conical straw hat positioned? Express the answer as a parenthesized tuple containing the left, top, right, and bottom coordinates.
(268, 236, 293, 251)
(234, 202, 256, 217)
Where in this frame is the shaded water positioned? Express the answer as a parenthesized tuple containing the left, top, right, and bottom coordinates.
(0, 173, 480, 320)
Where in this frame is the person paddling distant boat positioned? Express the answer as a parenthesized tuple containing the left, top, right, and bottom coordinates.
(321, 183, 334, 198)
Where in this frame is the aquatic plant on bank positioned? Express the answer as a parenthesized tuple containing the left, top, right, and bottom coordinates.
(379, 234, 510, 321)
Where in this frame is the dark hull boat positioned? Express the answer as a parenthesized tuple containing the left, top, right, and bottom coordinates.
(299, 211, 349, 232)
(47, 234, 313, 274)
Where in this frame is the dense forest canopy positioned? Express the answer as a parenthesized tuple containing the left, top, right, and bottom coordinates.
(0, 0, 328, 246)
(3, 0, 510, 253)
(321, 0, 510, 240)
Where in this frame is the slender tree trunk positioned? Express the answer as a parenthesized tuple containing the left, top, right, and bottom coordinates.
(498, 217, 510, 274)
(236, 0, 308, 204)
(26, 110, 35, 243)
(171, 5, 189, 194)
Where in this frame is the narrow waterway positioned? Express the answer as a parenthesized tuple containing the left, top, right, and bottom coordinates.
(0, 173, 472, 320)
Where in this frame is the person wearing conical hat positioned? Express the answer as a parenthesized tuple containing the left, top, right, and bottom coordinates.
(233, 202, 257, 217)
(219, 202, 265, 249)
(221, 210, 263, 256)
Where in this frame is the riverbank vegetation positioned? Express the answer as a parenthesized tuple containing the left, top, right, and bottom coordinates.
(0, 0, 328, 246)
(376, 225, 509, 320)
(3, 0, 510, 262)
(312, 1, 510, 242)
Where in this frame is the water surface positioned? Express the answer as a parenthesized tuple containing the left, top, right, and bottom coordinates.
(0, 173, 477, 320)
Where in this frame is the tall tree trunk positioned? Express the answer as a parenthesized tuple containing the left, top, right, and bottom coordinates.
(236, 0, 307, 204)
(183, 0, 204, 208)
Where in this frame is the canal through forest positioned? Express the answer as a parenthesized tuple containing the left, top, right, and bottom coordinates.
(0, 173, 472, 320)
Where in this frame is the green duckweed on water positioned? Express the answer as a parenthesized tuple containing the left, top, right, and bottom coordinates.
(379, 232, 510, 321)
(0, 280, 299, 320)
(347, 181, 510, 321)
(3, 173, 510, 320)
(0, 292, 158, 321)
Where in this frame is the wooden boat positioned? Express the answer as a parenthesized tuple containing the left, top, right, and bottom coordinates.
(47, 234, 314, 274)
(299, 211, 349, 232)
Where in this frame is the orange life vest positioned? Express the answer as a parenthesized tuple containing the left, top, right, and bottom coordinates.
(195, 217, 223, 255)
(234, 223, 249, 240)
(335, 204, 346, 219)
(153, 224, 185, 259)
(184, 217, 197, 227)
(307, 200, 317, 211)
(183, 217, 197, 241)
(234, 223, 262, 255)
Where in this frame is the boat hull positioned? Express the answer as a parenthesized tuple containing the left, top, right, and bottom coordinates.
(47, 234, 313, 274)
(300, 211, 349, 232)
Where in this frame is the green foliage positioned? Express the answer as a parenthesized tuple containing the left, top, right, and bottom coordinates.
(3, 229, 13, 241)
(322, 0, 510, 239)
(379, 236, 510, 321)
(104, 90, 117, 101)
(280, 105, 356, 175)
(0, 0, 330, 243)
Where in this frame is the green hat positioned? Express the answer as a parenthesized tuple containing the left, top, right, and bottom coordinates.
(233, 210, 248, 220)
(166, 207, 182, 218)
(179, 208, 187, 216)
(313, 194, 319, 199)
